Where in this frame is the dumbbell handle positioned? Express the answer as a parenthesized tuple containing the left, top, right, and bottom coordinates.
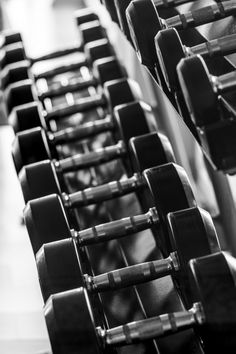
(155, 0, 227, 7)
(164, 2, 236, 30)
(55, 140, 126, 173)
(74, 206, 158, 245)
(51, 115, 114, 144)
(62, 172, 143, 208)
(85, 252, 178, 291)
(39, 77, 97, 100)
(30, 45, 83, 65)
(45, 94, 106, 121)
(212, 71, 236, 94)
(35, 58, 89, 80)
(101, 303, 204, 346)
(189, 33, 236, 58)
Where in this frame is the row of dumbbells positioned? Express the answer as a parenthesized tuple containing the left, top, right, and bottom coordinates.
(101, 0, 236, 174)
(2, 3, 236, 354)
(3, 1, 236, 173)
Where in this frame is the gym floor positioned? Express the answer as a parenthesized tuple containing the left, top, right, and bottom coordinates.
(0, 0, 86, 352)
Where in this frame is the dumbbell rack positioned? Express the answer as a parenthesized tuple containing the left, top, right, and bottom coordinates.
(89, 0, 236, 254)
(72, 0, 236, 353)
(2, 0, 236, 353)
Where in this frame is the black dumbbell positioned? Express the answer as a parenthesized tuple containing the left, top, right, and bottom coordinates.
(126, 0, 236, 70)
(7, 54, 126, 119)
(44, 251, 236, 354)
(2, 37, 115, 94)
(114, 0, 211, 44)
(36, 207, 219, 303)
(18, 101, 157, 202)
(177, 55, 236, 174)
(156, 29, 236, 94)
(0, 9, 101, 69)
(177, 54, 236, 127)
(12, 78, 142, 174)
(24, 161, 196, 256)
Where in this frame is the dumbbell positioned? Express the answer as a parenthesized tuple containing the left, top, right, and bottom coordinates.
(12, 79, 142, 174)
(0, 9, 101, 69)
(2, 37, 115, 96)
(177, 54, 236, 174)
(44, 251, 236, 354)
(24, 161, 195, 256)
(114, 0, 214, 44)
(36, 207, 219, 303)
(126, 0, 236, 71)
(18, 101, 158, 202)
(7, 54, 126, 126)
(155, 29, 236, 94)
(177, 54, 236, 127)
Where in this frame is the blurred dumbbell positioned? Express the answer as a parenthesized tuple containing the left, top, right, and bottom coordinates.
(126, 0, 236, 72)
(156, 29, 236, 95)
(2, 37, 115, 95)
(6, 55, 125, 114)
(177, 54, 236, 174)
(18, 101, 157, 202)
(7, 55, 126, 126)
(44, 251, 236, 353)
(37, 207, 219, 303)
(0, 9, 101, 69)
(0, 30, 23, 47)
(12, 79, 142, 174)
(24, 161, 196, 255)
(101, 0, 120, 24)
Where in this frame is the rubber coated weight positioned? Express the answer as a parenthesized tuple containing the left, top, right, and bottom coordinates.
(189, 252, 236, 353)
(45, 288, 100, 354)
(0, 30, 23, 47)
(24, 194, 71, 255)
(200, 119, 236, 174)
(9, 102, 47, 133)
(177, 55, 219, 126)
(167, 207, 220, 306)
(24, 162, 192, 256)
(155, 28, 185, 92)
(44, 252, 236, 354)
(36, 238, 84, 302)
(19, 101, 152, 202)
(5, 79, 38, 113)
(12, 78, 142, 173)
